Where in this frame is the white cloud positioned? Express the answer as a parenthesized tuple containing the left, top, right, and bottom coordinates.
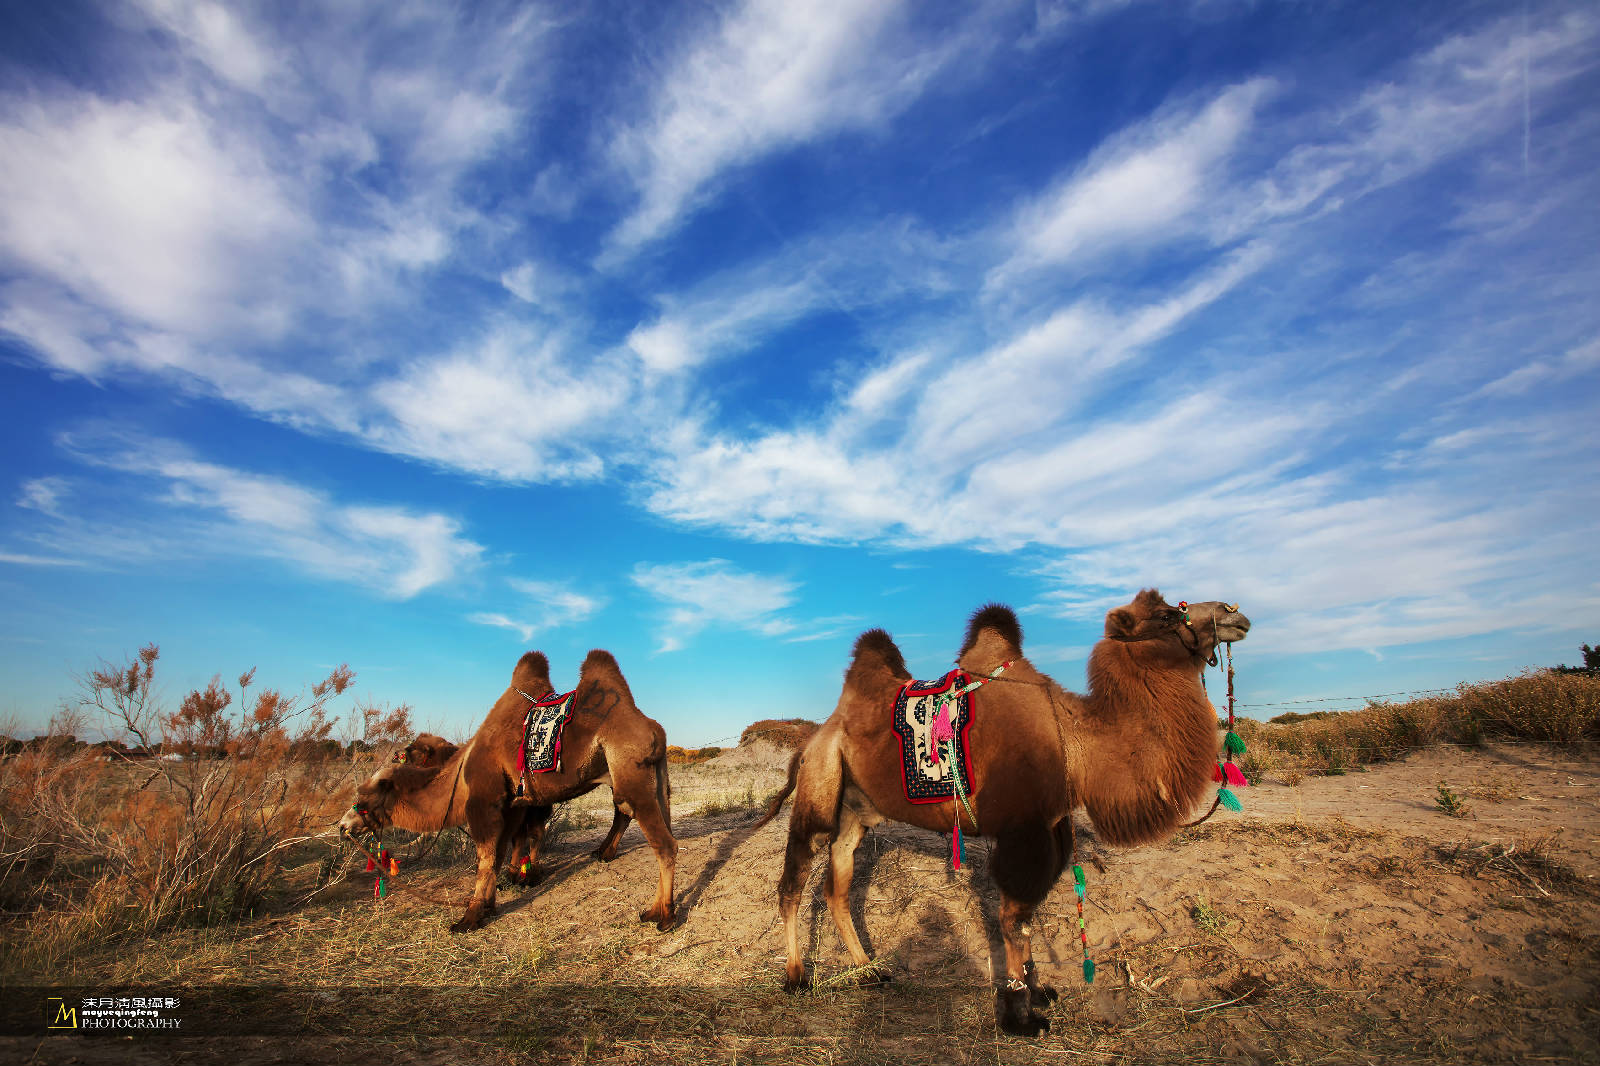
(630, 559, 800, 651)
(16, 477, 69, 519)
(0, 93, 307, 343)
(368, 325, 630, 482)
(57, 429, 483, 598)
(132, 0, 284, 94)
(1473, 336, 1600, 398)
(469, 578, 603, 643)
(606, 0, 982, 255)
(992, 79, 1273, 282)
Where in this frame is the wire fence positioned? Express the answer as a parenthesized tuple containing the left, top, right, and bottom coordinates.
(1235, 688, 1458, 710)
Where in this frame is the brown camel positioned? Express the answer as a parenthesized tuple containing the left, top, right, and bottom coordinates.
(339, 650, 678, 932)
(395, 732, 457, 766)
(758, 591, 1249, 1036)
(383, 729, 640, 884)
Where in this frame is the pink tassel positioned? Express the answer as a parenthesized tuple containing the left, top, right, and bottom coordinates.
(1224, 763, 1247, 787)
(952, 821, 962, 870)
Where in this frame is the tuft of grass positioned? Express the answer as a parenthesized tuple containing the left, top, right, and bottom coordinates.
(695, 782, 760, 818)
(1434, 783, 1472, 818)
(1190, 893, 1226, 936)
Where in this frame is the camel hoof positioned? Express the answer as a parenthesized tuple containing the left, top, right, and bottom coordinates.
(782, 970, 812, 993)
(1031, 983, 1060, 1005)
(592, 847, 618, 863)
(449, 915, 480, 934)
(513, 867, 544, 887)
(639, 906, 676, 931)
(999, 1012, 1050, 1038)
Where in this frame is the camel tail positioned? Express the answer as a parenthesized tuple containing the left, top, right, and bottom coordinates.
(959, 603, 1023, 658)
(751, 749, 803, 830)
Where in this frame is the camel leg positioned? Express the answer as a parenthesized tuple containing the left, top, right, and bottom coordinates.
(613, 759, 678, 931)
(452, 797, 506, 933)
(592, 806, 630, 862)
(824, 807, 887, 984)
(779, 819, 822, 992)
(778, 734, 845, 992)
(512, 805, 552, 885)
(996, 896, 1048, 1036)
(989, 825, 1067, 1037)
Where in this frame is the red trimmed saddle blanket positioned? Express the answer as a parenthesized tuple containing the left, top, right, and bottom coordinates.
(890, 669, 977, 804)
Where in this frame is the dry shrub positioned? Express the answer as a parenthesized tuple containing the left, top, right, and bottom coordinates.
(738, 718, 818, 750)
(1247, 670, 1598, 777)
(0, 644, 413, 940)
(665, 745, 723, 765)
(1454, 670, 1600, 744)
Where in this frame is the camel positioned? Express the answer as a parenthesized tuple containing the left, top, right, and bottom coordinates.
(339, 650, 678, 932)
(383, 729, 640, 885)
(758, 591, 1249, 1036)
(395, 732, 457, 766)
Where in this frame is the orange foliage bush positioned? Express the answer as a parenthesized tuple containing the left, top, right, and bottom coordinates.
(0, 644, 414, 932)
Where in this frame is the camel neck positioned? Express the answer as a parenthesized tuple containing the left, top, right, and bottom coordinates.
(391, 739, 474, 833)
(1075, 638, 1218, 847)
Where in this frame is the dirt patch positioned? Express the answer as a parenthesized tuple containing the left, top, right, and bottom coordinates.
(4, 742, 1596, 1063)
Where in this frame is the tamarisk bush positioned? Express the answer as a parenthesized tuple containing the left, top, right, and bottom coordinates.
(0, 644, 413, 934)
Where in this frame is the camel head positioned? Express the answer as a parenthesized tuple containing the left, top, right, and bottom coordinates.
(394, 732, 458, 767)
(1103, 589, 1250, 666)
(338, 761, 439, 837)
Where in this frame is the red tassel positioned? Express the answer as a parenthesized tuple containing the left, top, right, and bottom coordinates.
(365, 857, 375, 872)
(951, 822, 962, 870)
(1224, 763, 1247, 787)
(1212, 764, 1223, 783)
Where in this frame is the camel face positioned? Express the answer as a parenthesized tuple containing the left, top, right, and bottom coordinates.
(1104, 589, 1250, 661)
(1186, 599, 1250, 645)
(339, 763, 425, 835)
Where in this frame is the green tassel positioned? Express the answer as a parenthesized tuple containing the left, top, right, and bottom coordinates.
(1224, 732, 1247, 755)
(1072, 864, 1085, 887)
(1083, 959, 1096, 983)
(1218, 787, 1242, 812)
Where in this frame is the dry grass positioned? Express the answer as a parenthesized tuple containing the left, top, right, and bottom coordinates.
(1244, 670, 1600, 781)
(4, 664, 1598, 1063)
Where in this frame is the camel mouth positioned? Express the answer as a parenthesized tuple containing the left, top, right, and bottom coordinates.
(1214, 616, 1251, 643)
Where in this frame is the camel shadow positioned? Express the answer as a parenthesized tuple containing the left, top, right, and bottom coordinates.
(491, 808, 766, 926)
(671, 810, 773, 924)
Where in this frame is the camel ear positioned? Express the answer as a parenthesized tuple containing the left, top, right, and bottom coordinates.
(1105, 607, 1138, 638)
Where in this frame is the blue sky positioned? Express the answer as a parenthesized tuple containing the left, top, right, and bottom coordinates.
(1, 0, 1596, 746)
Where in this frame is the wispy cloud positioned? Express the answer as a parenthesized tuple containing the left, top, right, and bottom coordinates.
(55, 428, 483, 597)
(629, 558, 800, 652)
(469, 578, 603, 643)
(16, 477, 69, 519)
(605, 0, 993, 256)
(990, 79, 1273, 285)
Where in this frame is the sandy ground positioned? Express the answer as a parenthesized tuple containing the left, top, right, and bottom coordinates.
(4, 741, 1597, 1064)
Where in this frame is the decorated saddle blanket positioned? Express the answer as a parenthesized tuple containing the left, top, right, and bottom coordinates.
(891, 670, 977, 804)
(518, 689, 576, 776)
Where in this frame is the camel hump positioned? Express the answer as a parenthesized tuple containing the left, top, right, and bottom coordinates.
(513, 651, 551, 687)
(959, 603, 1023, 658)
(578, 649, 636, 703)
(579, 648, 621, 679)
(849, 628, 910, 680)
